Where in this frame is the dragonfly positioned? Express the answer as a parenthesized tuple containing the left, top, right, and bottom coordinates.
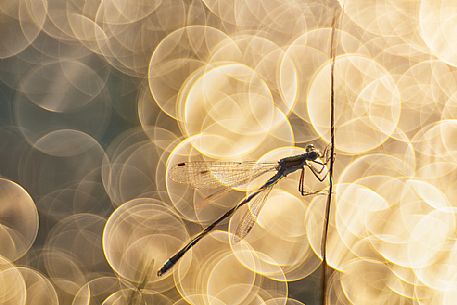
(157, 143, 332, 277)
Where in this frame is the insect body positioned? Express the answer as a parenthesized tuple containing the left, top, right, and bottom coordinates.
(157, 144, 331, 277)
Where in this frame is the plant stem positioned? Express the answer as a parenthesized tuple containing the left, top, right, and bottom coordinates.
(320, 6, 341, 305)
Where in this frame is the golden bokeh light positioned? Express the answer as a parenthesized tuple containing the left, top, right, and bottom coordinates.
(1, 0, 457, 304)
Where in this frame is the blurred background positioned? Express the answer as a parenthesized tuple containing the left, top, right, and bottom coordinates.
(1, 0, 457, 304)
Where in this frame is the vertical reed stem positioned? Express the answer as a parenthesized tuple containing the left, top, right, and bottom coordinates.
(320, 5, 342, 305)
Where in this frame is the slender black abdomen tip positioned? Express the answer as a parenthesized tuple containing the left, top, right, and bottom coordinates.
(157, 264, 169, 277)
(157, 259, 173, 277)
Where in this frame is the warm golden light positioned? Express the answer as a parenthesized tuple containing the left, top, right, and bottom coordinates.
(1, 0, 457, 304)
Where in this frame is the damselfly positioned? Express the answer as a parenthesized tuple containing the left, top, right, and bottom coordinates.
(157, 143, 332, 276)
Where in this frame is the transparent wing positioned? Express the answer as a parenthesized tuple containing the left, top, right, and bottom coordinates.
(234, 186, 274, 241)
(168, 161, 278, 189)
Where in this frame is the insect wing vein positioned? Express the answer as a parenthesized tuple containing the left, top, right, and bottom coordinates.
(234, 186, 274, 241)
(168, 161, 277, 189)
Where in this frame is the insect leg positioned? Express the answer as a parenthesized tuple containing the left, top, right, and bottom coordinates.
(309, 159, 326, 175)
(321, 142, 331, 159)
(296, 166, 326, 196)
(299, 167, 305, 196)
(321, 143, 335, 165)
(308, 160, 329, 182)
